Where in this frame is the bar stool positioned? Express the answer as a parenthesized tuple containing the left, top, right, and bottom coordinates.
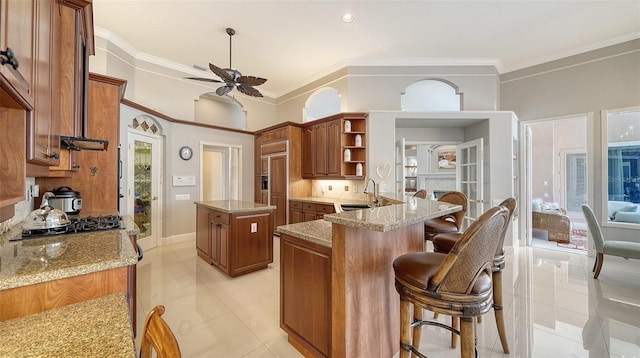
(394, 205, 509, 358)
(432, 197, 517, 354)
(414, 189, 428, 199)
(424, 191, 467, 241)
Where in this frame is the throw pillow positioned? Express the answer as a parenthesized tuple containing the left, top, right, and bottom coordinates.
(623, 205, 639, 213)
(613, 212, 640, 224)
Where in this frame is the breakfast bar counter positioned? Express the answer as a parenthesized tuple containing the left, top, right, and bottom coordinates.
(277, 197, 461, 358)
(0, 293, 135, 357)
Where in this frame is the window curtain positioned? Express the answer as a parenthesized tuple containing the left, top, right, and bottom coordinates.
(608, 148, 624, 200)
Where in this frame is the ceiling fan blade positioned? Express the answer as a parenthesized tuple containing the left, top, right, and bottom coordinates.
(237, 84, 263, 97)
(184, 76, 223, 83)
(237, 76, 267, 87)
(209, 63, 234, 82)
(216, 85, 233, 96)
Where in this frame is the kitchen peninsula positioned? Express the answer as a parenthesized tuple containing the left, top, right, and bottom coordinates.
(277, 198, 461, 358)
(195, 200, 276, 277)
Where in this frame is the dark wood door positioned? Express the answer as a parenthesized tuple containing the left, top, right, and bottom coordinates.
(0, 0, 35, 103)
(270, 155, 287, 227)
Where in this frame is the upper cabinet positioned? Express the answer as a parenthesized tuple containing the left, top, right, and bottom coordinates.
(0, 0, 35, 106)
(302, 112, 367, 179)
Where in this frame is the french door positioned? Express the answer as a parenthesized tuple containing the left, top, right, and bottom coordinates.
(128, 131, 162, 250)
(456, 138, 484, 228)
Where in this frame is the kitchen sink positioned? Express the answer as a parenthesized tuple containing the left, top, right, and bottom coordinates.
(340, 204, 372, 211)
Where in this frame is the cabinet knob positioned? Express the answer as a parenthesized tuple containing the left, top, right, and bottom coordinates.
(0, 48, 19, 70)
(48, 152, 60, 160)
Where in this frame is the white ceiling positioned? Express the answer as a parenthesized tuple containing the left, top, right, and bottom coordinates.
(92, 0, 640, 98)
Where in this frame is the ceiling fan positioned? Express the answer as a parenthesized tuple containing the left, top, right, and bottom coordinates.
(186, 28, 267, 97)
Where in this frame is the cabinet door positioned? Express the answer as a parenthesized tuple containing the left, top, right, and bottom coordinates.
(301, 126, 313, 178)
(270, 155, 287, 227)
(195, 207, 211, 260)
(313, 122, 327, 176)
(28, 0, 59, 165)
(280, 235, 331, 356)
(290, 209, 302, 224)
(210, 221, 219, 265)
(261, 157, 268, 174)
(327, 119, 341, 176)
(218, 223, 229, 270)
(0, 0, 35, 104)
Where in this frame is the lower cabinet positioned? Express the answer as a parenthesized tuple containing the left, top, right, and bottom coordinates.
(196, 205, 274, 277)
(289, 200, 336, 224)
(280, 233, 332, 358)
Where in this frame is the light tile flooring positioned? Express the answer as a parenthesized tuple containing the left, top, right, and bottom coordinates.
(135, 237, 640, 358)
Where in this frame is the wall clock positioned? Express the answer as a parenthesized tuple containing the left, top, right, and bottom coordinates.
(179, 146, 193, 160)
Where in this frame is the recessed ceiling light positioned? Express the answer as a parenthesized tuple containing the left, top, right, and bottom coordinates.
(342, 13, 354, 23)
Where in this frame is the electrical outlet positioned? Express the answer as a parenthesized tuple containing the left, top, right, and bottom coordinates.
(543, 193, 549, 198)
(344, 185, 349, 192)
(175, 194, 190, 200)
(354, 186, 359, 193)
(328, 185, 333, 191)
(251, 223, 257, 233)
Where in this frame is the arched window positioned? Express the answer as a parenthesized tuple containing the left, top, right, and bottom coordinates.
(401, 79, 462, 111)
(132, 114, 163, 135)
(304, 87, 341, 122)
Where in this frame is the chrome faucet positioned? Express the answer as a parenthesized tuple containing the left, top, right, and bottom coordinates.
(363, 179, 379, 207)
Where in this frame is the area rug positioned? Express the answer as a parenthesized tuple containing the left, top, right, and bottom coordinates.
(557, 229, 588, 251)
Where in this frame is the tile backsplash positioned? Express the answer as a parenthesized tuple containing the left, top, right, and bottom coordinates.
(311, 179, 370, 200)
(0, 177, 35, 234)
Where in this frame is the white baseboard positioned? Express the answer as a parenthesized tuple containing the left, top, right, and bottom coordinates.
(162, 232, 195, 246)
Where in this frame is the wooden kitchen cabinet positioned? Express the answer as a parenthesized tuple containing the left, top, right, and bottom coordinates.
(196, 203, 274, 277)
(289, 200, 335, 224)
(302, 113, 366, 179)
(280, 233, 332, 357)
(27, 0, 60, 166)
(0, 0, 35, 106)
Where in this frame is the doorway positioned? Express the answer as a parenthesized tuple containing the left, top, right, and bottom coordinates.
(201, 144, 241, 201)
(524, 115, 588, 254)
(128, 130, 162, 250)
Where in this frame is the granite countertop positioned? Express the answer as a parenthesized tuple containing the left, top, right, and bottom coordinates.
(195, 200, 276, 213)
(277, 219, 333, 247)
(0, 293, 135, 357)
(323, 198, 461, 232)
(0, 225, 138, 291)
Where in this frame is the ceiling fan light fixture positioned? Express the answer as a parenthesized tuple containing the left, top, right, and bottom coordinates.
(342, 13, 354, 23)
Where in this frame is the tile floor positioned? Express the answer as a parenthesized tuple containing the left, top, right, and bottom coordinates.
(135, 237, 640, 358)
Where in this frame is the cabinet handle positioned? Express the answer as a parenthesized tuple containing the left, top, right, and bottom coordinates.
(48, 152, 60, 160)
(72, 163, 80, 169)
(0, 48, 19, 70)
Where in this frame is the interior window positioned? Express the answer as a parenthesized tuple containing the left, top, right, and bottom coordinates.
(604, 107, 640, 225)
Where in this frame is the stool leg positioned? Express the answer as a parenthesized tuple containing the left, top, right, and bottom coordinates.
(493, 270, 510, 353)
(460, 317, 475, 358)
(451, 317, 459, 348)
(400, 300, 412, 358)
(412, 305, 423, 355)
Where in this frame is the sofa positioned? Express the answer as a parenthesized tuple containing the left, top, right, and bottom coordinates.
(531, 198, 571, 243)
(607, 201, 640, 224)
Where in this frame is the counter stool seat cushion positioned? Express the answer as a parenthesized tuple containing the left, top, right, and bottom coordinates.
(432, 232, 461, 253)
(394, 252, 492, 295)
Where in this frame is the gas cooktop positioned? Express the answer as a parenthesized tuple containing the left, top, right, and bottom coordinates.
(19, 215, 124, 240)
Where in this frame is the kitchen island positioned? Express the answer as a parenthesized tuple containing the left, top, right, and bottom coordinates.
(195, 200, 276, 277)
(277, 197, 461, 358)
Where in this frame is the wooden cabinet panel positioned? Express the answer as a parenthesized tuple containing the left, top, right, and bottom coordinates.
(0, 0, 35, 105)
(289, 200, 335, 224)
(233, 212, 272, 271)
(261, 157, 268, 174)
(28, 0, 59, 166)
(218, 223, 229, 270)
(301, 126, 313, 178)
(326, 120, 340, 176)
(280, 234, 332, 357)
(313, 122, 327, 176)
(290, 207, 303, 224)
(196, 206, 210, 261)
(270, 155, 287, 227)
